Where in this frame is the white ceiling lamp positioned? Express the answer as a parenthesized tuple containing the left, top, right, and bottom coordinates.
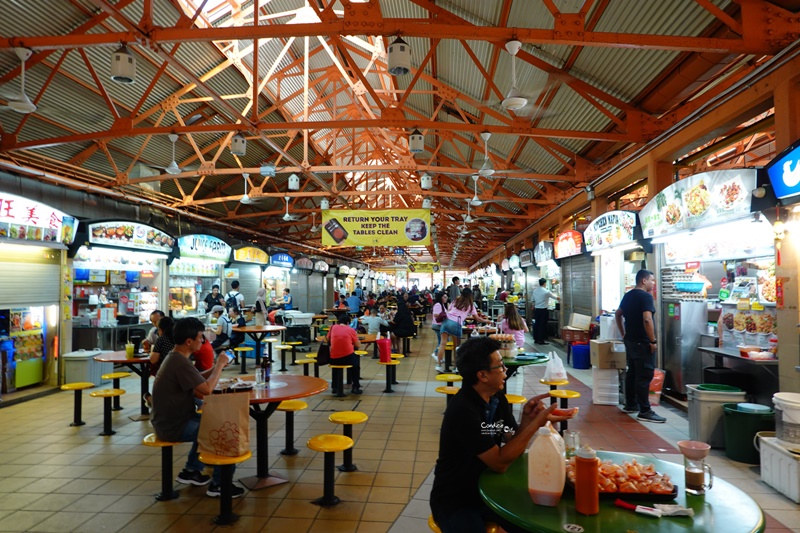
(420, 173, 432, 190)
(387, 37, 411, 76)
(287, 173, 300, 191)
(239, 173, 253, 204)
(282, 196, 300, 222)
(478, 132, 495, 177)
(0, 48, 36, 114)
(422, 197, 432, 209)
(463, 203, 474, 224)
(470, 175, 483, 206)
(502, 40, 527, 111)
(110, 44, 136, 84)
(165, 134, 181, 175)
(230, 133, 247, 156)
(320, 198, 330, 210)
(409, 129, 424, 154)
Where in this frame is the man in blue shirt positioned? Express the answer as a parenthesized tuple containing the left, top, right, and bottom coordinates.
(346, 292, 363, 315)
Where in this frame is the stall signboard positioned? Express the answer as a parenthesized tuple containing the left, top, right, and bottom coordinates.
(765, 141, 800, 201)
(73, 247, 162, 271)
(519, 249, 534, 267)
(338, 265, 351, 276)
(0, 192, 78, 245)
(584, 211, 636, 252)
(533, 241, 554, 265)
(408, 262, 441, 273)
(501, 258, 510, 271)
(321, 209, 430, 246)
(508, 255, 521, 270)
(177, 234, 231, 263)
(88, 221, 175, 253)
(554, 230, 584, 259)
(639, 169, 757, 237)
(313, 260, 329, 273)
(294, 256, 313, 270)
(233, 246, 268, 264)
(356, 268, 364, 277)
(270, 253, 294, 269)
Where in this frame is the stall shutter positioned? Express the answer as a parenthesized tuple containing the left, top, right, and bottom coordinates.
(227, 263, 262, 307)
(561, 255, 593, 319)
(0, 262, 60, 307)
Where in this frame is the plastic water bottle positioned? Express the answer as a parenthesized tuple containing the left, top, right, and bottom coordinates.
(574, 446, 599, 515)
(528, 427, 566, 507)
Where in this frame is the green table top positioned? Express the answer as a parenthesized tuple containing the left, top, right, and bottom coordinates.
(479, 451, 765, 533)
(503, 353, 549, 368)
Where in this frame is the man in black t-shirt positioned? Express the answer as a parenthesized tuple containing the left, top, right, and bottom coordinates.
(430, 337, 570, 533)
(615, 269, 666, 423)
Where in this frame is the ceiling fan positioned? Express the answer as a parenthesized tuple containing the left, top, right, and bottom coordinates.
(164, 134, 181, 175)
(483, 40, 548, 117)
(310, 212, 321, 232)
(282, 196, 302, 222)
(477, 132, 495, 177)
(0, 48, 36, 114)
(239, 173, 256, 204)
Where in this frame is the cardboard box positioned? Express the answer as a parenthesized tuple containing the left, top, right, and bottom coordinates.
(590, 339, 627, 369)
(562, 328, 590, 343)
(567, 313, 592, 331)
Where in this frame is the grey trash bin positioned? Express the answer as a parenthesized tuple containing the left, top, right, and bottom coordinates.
(62, 349, 112, 386)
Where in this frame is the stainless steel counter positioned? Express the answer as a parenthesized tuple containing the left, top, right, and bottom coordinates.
(72, 323, 150, 352)
(698, 346, 779, 366)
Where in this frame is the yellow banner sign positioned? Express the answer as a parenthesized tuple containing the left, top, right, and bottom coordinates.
(321, 209, 430, 246)
(408, 262, 440, 273)
(233, 246, 268, 264)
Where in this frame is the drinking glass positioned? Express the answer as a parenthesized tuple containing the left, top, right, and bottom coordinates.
(684, 456, 713, 495)
(255, 368, 266, 389)
(125, 343, 134, 359)
(564, 430, 580, 458)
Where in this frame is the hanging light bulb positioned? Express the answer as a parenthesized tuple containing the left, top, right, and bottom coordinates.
(230, 133, 247, 156)
(420, 173, 432, 190)
(320, 198, 330, 210)
(110, 44, 136, 84)
(409, 129, 424, 154)
(387, 37, 411, 76)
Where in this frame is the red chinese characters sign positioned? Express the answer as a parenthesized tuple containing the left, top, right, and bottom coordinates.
(0, 192, 77, 244)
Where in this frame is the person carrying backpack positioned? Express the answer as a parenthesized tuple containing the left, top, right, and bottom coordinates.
(226, 280, 245, 310)
(209, 306, 232, 352)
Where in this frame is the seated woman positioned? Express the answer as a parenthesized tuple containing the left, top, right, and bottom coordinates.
(208, 305, 232, 353)
(326, 313, 363, 395)
(390, 299, 415, 352)
(143, 316, 175, 407)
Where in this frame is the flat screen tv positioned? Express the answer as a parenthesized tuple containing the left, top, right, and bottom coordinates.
(765, 139, 800, 201)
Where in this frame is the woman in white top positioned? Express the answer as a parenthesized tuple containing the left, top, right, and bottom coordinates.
(435, 288, 490, 372)
(430, 291, 448, 361)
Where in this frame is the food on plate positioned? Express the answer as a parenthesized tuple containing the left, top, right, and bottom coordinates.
(551, 407, 579, 418)
(115, 226, 125, 237)
(92, 226, 104, 237)
(760, 278, 776, 302)
(685, 182, 711, 216)
(756, 313, 775, 334)
(664, 203, 682, 225)
(744, 314, 757, 333)
(722, 313, 734, 330)
(733, 313, 747, 332)
(566, 458, 674, 495)
(719, 180, 743, 208)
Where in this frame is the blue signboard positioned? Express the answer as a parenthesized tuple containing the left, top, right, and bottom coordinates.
(766, 141, 800, 201)
(270, 252, 294, 268)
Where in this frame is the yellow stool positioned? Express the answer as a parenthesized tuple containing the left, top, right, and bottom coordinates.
(506, 394, 527, 415)
(435, 373, 462, 387)
(549, 389, 581, 433)
(540, 378, 570, 405)
(295, 358, 315, 376)
(330, 364, 353, 397)
(143, 433, 181, 501)
(89, 389, 125, 436)
(428, 515, 499, 533)
(61, 381, 95, 427)
(379, 360, 399, 393)
(263, 337, 280, 364)
(101, 372, 130, 411)
(388, 353, 405, 385)
(354, 350, 369, 357)
(233, 346, 253, 374)
(198, 450, 252, 525)
(306, 434, 354, 507)
(276, 400, 308, 456)
(275, 344, 293, 372)
(444, 341, 455, 372)
(305, 353, 320, 378)
(435, 385, 460, 409)
(285, 341, 303, 366)
(328, 411, 369, 472)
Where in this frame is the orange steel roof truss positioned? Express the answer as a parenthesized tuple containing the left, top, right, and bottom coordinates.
(0, 0, 795, 267)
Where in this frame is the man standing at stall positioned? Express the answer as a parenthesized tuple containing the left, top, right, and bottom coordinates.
(615, 269, 666, 423)
(447, 276, 461, 302)
(532, 278, 559, 345)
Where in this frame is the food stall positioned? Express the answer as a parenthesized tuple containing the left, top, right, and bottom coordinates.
(264, 252, 293, 306)
(169, 234, 231, 318)
(291, 256, 315, 311)
(0, 193, 78, 395)
(533, 240, 561, 315)
(519, 249, 539, 318)
(639, 169, 777, 398)
(68, 220, 176, 351)
(227, 245, 268, 307)
(336, 265, 350, 296)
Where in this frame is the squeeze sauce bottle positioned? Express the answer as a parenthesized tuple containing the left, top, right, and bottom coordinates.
(527, 427, 566, 507)
(574, 445, 600, 515)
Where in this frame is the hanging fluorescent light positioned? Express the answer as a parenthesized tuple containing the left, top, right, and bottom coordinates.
(387, 37, 411, 76)
(320, 198, 330, 210)
(420, 173, 432, 190)
(230, 133, 247, 156)
(287, 173, 300, 191)
(422, 197, 432, 209)
(110, 44, 136, 84)
(409, 129, 424, 154)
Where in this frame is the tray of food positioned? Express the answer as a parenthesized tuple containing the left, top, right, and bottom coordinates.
(566, 458, 677, 501)
(213, 378, 253, 394)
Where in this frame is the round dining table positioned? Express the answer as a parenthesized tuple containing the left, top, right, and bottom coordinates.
(93, 351, 152, 421)
(231, 324, 286, 374)
(479, 450, 765, 533)
(239, 374, 328, 490)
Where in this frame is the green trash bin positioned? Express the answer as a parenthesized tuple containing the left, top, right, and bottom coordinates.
(722, 403, 775, 464)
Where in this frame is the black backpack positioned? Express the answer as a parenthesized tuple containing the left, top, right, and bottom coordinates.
(226, 291, 240, 310)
